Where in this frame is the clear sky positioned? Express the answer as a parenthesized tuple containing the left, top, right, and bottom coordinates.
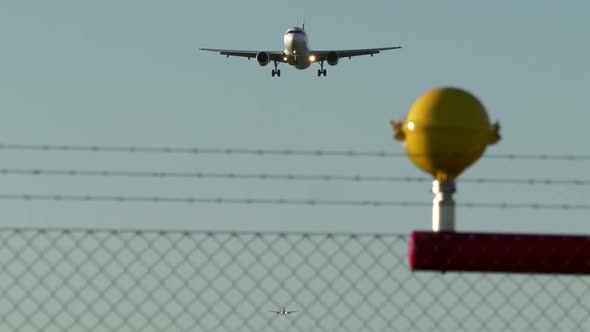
(1, 1, 589, 234)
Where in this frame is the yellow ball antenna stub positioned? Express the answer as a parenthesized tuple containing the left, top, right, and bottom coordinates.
(392, 87, 500, 180)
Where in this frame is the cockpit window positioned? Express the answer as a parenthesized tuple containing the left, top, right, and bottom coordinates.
(286, 28, 303, 35)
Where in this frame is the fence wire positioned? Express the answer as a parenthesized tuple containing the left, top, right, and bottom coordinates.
(0, 229, 588, 332)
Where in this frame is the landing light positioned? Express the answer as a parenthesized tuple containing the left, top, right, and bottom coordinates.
(283, 56, 288, 61)
(309, 55, 316, 62)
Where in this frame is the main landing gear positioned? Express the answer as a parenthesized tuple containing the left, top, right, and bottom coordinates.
(317, 61, 327, 77)
(271, 60, 281, 77)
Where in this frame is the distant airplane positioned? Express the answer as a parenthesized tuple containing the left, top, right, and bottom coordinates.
(269, 308, 298, 315)
(199, 23, 401, 77)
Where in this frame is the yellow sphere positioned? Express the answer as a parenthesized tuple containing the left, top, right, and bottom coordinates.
(392, 87, 500, 180)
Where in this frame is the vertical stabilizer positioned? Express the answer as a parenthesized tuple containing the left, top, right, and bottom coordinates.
(302, 19, 305, 31)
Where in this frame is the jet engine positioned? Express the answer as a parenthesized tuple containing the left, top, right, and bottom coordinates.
(256, 52, 270, 66)
(327, 51, 339, 66)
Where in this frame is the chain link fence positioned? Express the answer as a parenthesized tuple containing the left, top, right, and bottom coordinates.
(0, 229, 589, 331)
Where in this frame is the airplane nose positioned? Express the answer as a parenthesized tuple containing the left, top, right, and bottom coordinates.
(284, 35, 294, 49)
(284, 34, 305, 51)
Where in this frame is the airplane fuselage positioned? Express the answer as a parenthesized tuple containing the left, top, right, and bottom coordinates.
(283, 27, 311, 69)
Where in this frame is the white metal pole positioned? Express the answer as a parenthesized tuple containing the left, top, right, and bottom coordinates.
(432, 180, 456, 231)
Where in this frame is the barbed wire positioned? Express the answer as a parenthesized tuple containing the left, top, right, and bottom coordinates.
(1, 143, 589, 161)
(0, 194, 588, 210)
(1, 168, 590, 186)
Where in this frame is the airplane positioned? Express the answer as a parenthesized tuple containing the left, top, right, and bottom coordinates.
(199, 23, 401, 77)
(269, 308, 298, 315)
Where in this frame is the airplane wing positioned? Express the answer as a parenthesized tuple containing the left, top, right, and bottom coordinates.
(313, 46, 401, 60)
(287, 311, 298, 314)
(199, 48, 287, 62)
